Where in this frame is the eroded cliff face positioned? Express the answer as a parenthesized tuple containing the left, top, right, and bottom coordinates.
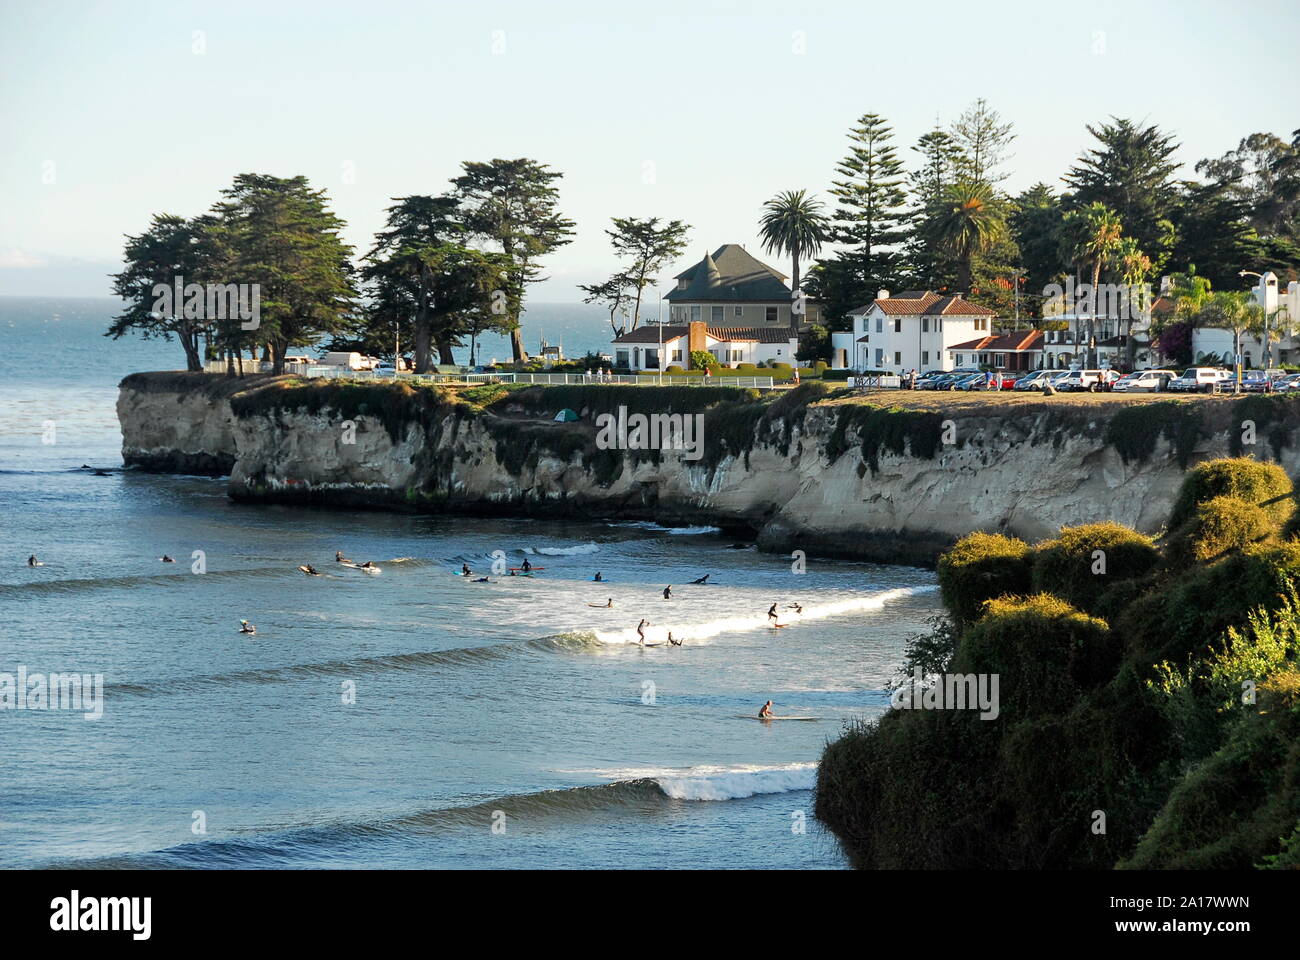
(117, 374, 1262, 564)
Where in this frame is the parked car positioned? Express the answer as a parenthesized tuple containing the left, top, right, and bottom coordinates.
(1112, 369, 1176, 393)
(1057, 369, 1114, 392)
(1239, 369, 1273, 393)
(1012, 370, 1055, 391)
(914, 371, 952, 390)
(1167, 367, 1229, 393)
(949, 373, 986, 391)
(1275, 373, 1300, 393)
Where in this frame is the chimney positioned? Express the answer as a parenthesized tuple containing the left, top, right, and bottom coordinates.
(877, 289, 890, 300)
(688, 321, 707, 354)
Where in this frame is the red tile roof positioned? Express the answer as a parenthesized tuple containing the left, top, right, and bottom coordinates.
(947, 330, 1045, 352)
(848, 291, 997, 317)
(611, 324, 795, 345)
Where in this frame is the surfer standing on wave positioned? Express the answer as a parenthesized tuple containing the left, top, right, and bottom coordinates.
(636, 619, 649, 645)
(767, 603, 779, 626)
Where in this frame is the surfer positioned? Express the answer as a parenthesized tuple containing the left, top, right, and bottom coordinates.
(161, 555, 175, 563)
(588, 598, 614, 608)
(759, 700, 774, 719)
(472, 577, 491, 583)
(335, 550, 350, 563)
(789, 602, 803, 615)
(360, 561, 376, 570)
(663, 585, 673, 600)
(689, 574, 709, 585)
(301, 564, 320, 576)
(668, 632, 682, 647)
(767, 603, 779, 625)
(593, 572, 604, 582)
(521, 558, 532, 573)
(636, 619, 649, 645)
(27, 554, 39, 567)
(462, 563, 472, 577)
(239, 620, 256, 635)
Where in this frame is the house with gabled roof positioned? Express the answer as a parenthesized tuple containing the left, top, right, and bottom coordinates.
(845, 289, 998, 373)
(611, 321, 798, 372)
(665, 244, 820, 330)
(946, 330, 1045, 371)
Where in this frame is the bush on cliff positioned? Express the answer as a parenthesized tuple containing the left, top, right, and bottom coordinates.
(1164, 495, 1275, 569)
(954, 595, 1117, 714)
(936, 532, 1032, 625)
(1030, 523, 1160, 617)
(818, 450, 1300, 870)
(1167, 457, 1293, 530)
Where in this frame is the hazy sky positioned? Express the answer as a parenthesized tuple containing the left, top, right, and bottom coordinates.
(2, 0, 1298, 299)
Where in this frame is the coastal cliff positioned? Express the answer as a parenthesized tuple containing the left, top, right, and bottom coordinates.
(117, 372, 1300, 563)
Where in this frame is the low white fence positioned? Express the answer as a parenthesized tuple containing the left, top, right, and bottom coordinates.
(202, 360, 776, 389)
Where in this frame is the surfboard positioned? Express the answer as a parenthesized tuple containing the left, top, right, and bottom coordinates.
(340, 562, 381, 575)
(509, 566, 545, 572)
(641, 642, 665, 647)
(734, 715, 819, 721)
(298, 566, 321, 576)
(587, 603, 614, 608)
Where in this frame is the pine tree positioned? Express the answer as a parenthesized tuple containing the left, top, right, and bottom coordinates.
(826, 114, 910, 320)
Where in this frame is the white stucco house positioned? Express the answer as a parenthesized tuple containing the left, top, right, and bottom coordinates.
(611, 320, 798, 372)
(1192, 272, 1300, 368)
(843, 290, 998, 373)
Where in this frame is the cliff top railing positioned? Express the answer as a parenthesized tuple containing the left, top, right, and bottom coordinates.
(202, 360, 776, 389)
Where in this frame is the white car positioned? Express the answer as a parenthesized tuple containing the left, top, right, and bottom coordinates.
(1112, 369, 1176, 393)
(1057, 369, 1112, 392)
(1167, 367, 1228, 393)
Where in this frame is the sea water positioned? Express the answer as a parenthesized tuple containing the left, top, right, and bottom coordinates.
(0, 298, 942, 869)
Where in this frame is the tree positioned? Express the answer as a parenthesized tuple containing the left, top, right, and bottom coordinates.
(1059, 202, 1123, 366)
(1008, 183, 1066, 318)
(108, 213, 218, 371)
(951, 98, 1015, 185)
(1113, 237, 1153, 369)
(903, 127, 965, 289)
(452, 158, 575, 363)
(362, 194, 463, 373)
(605, 217, 690, 331)
(210, 174, 357, 374)
(758, 189, 829, 333)
(1170, 179, 1265, 291)
(578, 274, 636, 337)
(933, 179, 1007, 295)
(1064, 118, 1180, 271)
(1197, 291, 1264, 385)
(826, 114, 910, 320)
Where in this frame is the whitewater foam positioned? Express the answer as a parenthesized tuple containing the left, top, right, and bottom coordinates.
(561, 762, 818, 801)
(523, 542, 601, 556)
(591, 585, 934, 646)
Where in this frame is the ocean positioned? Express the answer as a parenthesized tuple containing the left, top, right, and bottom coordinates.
(0, 296, 941, 870)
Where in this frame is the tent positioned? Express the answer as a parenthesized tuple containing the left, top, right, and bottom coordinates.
(553, 408, 580, 422)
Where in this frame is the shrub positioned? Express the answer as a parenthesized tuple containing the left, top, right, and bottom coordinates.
(1104, 401, 1203, 466)
(689, 350, 717, 371)
(1031, 523, 1160, 616)
(1164, 495, 1275, 568)
(936, 532, 1033, 625)
(1167, 457, 1293, 530)
(954, 595, 1118, 714)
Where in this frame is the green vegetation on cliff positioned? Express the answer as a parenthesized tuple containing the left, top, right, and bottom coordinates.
(817, 456, 1300, 870)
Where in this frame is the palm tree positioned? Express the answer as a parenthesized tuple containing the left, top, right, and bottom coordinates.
(758, 189, 829, 334)
(1115, 237, 1151, 371)
(1061, 202, 1123, 366)
(933, 179, 1007, 296)
(1198, 291, 1265, 390)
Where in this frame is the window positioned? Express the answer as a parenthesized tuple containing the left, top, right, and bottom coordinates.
(994, 354, 1005, 367)
(690, 305, 701, 323)
(616, 350, 629, 367)
(875, 317, 883, 334)
(922, 351, 929, 365)
(711, 305, 723, 324)
(671, 349, 682, 362)
(766, 306, 779, 324)
(874, 348, 883, 366)
(893, 318, 902, 333)
(954, 354, 962, 366)
(893, 352, 901, 366)
(922, 318, 929, 333)
(974, 318, 988, 332)
(734, 305, 743, 318)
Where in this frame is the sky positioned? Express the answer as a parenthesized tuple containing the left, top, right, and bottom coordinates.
(1, 0, 1298, 300)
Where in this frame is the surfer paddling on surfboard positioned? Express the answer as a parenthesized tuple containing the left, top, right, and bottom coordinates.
(759, 700, 774, 719)
(690, 574, 709, 584)
(239, 620, 256, 635)
(335, 551, 350, 563)
(587, 598, 614, 608)
(300, 564, 321, 576)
